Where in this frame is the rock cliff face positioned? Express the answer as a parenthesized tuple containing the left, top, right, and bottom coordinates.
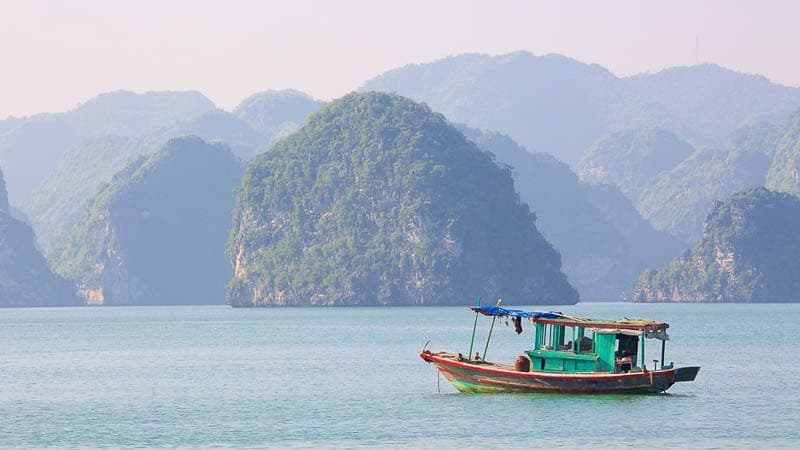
(0, 169, 78, 307)
(634, 188, 800, 302)
(56, 137, 243, 305)
(227, 92, 578, 306)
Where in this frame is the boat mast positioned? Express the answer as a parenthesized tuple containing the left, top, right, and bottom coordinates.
(481, 299, 502, 361)
(468, 297, 481, 361)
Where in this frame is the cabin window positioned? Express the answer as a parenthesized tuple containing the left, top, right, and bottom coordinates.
(616, 334, 639, 358)
(615, 334, 639, 372)
(570, 327, 594, 354)
(536, 324, 558, 350)
(537, 323, 595, 354)
(554, 325, 566, 350)
(551, 326, 595, 354)
(543, 324, 554, 350)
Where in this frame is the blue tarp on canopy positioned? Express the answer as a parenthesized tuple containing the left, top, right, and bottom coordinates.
(469, 306, 561, 319)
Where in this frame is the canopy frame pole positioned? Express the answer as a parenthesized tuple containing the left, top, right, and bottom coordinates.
(640, 335, 646, 369)
(468, 297, 481, 361)
(482, 299, 502, 361)
(660, 339, 666, 369)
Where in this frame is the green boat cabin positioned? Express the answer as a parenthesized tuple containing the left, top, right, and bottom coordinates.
(526, 316, 670, 374)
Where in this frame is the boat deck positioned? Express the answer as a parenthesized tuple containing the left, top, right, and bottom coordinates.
(426, 351, 518, 371)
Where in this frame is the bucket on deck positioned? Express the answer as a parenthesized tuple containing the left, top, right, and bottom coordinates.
(515, 355, 531, 372)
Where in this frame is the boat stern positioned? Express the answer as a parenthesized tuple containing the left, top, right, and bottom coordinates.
(674, 366, 701, 382)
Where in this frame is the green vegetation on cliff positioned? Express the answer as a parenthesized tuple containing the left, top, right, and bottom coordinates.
(227, 92, 578, 306)
(56, 137, 243, 305)
(634, 188, 800, 302)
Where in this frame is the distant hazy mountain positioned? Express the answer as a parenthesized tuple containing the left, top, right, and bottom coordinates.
(141, 108, 269, 160)
(627, 64, 800, 146)
(728, 121, 783, 157)
(0, 168, 78, 307)
(767, 112, 800, 196)
(228, 92, 578, 306)
(0, 90, 214, 203)
(234, 89, 324, 146)
(23, 109, 268, 255)
(0, 117, 80, 204)
(578, 128, 694, 202)
(55, 137, 243, 305)
(363, 52, 687, 166)
(637, 147, 771, 244)
(578, 123, 780, 244)
(459, 126, 680, 300)
(363, 52, 800, 167)
(0, 116, 30, 137)
(24, 135, 135, 256)
(635, 188, 800, 302)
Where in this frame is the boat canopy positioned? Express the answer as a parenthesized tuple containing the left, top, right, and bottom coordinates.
(590, 328, 669, 340)
(531, 315, 669, 333)
(468, 306, 669, 334)
(469, 306, 562, 319)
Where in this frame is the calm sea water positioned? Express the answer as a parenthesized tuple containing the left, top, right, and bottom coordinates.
(1, 303, 798, 448)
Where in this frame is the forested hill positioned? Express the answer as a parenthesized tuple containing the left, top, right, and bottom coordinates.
(56, 137, 243, 305)
(634, 188, 800, 302)
(227, 92, 579, 306)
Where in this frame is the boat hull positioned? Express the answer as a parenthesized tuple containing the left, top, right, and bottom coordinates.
(421, 351, 677, 394)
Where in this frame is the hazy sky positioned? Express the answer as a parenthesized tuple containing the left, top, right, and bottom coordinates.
(1, 0, 799, 118)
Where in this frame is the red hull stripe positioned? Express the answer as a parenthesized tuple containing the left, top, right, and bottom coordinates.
(436, 365, 669, 393)
(421, 352, 675, 382)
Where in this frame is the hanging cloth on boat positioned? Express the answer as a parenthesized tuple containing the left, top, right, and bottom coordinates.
(513, 316, 523, 334)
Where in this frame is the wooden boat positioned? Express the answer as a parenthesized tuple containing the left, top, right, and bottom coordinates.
(420, 305, 700, 394)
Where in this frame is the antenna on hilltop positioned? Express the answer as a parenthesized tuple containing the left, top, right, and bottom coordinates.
(695, 34, 699, 65)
